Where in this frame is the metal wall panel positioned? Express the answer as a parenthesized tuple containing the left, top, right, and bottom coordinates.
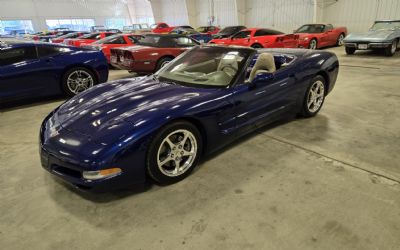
(151, 0, 189, 25)
(245, 0, 314, 33)
(323, 0, 400, 33)
(214, 0, 238, 26)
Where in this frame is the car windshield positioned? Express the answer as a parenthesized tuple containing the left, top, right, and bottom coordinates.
(156, 46, 251, 88)
(57, 32, 81, 39)
(93, 34, 121, 44)
(371, 21, 400, 30)
(219, 26, 243, 35)
(295, 24, 325, 33)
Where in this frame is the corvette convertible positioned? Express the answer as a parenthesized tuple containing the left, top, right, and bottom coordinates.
(209, 28, 299, 48)
(110, 34, 199, 73)
(343, 20, 400, 56)
(294, 24, 347, 49)
(39, 45, 338, 191)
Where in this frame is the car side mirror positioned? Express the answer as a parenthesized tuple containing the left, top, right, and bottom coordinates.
(250, 72, 274, 88)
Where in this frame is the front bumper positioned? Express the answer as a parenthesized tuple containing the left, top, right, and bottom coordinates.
(40, 146, 133, 192)
(344, 41, 392, 49)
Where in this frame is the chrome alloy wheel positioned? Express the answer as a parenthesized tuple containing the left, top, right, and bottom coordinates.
(309, 39, 317, 49)
(157, 129, 198, 177)
(307, 80, 325, 113)
(66, 70, 94, 94)
(338, 34, 345, 46)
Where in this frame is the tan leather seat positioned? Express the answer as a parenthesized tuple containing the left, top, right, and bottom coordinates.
(248, 53, 276, 82)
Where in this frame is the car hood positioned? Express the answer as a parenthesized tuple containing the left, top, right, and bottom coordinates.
(54, 76, 220, 145)
(344, 29, 394, 42)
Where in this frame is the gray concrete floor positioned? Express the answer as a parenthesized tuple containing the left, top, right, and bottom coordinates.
(1, 47, 400, 250)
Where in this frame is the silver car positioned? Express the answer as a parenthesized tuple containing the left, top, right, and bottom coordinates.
(344, 20, 400, 56)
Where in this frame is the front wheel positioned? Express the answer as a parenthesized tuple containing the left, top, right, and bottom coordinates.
(345, 47, 356, 55)
(301, 75, 326, 117)
(309, 39, 318, 49)
(62, 67, 96, 97)
(146, 121, 202, 184)
(251, 43, 263, 48)
(384, 40, 397, 57)
(336, 33, 345, 46)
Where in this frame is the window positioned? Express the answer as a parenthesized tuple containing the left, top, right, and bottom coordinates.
(37, 46, 61, 57)
(104, 36, 126, 44)
(127, 35, 142, 43)
(0, 47, 37, 66)
(105, 18, 127, 29)
(254, 29, 270, 37)
(46, 19, 95, 32)
(325, 24, 333, 31)
(0, 20, 34, 35)
(174, 37, 197, 47)
(159, 23, 168, 28)
(233, 31, 251, 39)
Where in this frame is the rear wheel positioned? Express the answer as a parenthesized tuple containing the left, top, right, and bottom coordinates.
(345, 47, 356, 55)
(336, 33, 345, 46)
(251, 43, 263, 48)
(155, 57, 173, 71)
(384, 40, 397, 57)
(309, 39, 317, 49)
(146, 121, 202, 184)
(301, 75, 326, 117)
(62, 67, 96, 97)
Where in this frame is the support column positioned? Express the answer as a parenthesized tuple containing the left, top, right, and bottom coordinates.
(235, 0, 246, 25)
(185, 0, 198, 27)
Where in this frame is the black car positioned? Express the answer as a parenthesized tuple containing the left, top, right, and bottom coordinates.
(212, 25, 247, 39)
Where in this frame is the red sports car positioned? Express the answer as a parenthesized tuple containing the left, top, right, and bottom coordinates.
(294, 24, 347, 49)
(110, 34, 199, 73)
(196, 26, 220, 35)
(151, 22, 176, 34)
(64, 32, 119, 47)
(84, 34, 143, 63)
(209, 28, 299, 48)
(50, 31, 89, 43)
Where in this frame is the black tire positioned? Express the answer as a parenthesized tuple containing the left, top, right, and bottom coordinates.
(397, 39, 400, 51)
(62, 67, 97, 97)
(146, 121, 203, 185)
(301, 75, 326, 118)
(309, 39, 318, 49)
(384, 40, 397, 57)
(251, 43, 263, 48)
(336, 33, 345, 46)
(155, 57, 173, 71)
(345, 47, 356, 55)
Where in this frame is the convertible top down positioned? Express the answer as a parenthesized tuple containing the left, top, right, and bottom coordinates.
(39, 45, 338, 191)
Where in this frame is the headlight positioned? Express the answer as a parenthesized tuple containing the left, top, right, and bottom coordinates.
(82, 168, 122, 180)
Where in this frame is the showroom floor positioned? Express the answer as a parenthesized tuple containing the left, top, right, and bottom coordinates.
(1, 47, 400, 249)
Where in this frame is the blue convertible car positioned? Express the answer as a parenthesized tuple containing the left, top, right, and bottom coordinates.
(40, 45, 338, 191)
(0, 39, 108, 104)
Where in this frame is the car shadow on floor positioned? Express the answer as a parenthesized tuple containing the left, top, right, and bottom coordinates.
(0, 95, 66, 111)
